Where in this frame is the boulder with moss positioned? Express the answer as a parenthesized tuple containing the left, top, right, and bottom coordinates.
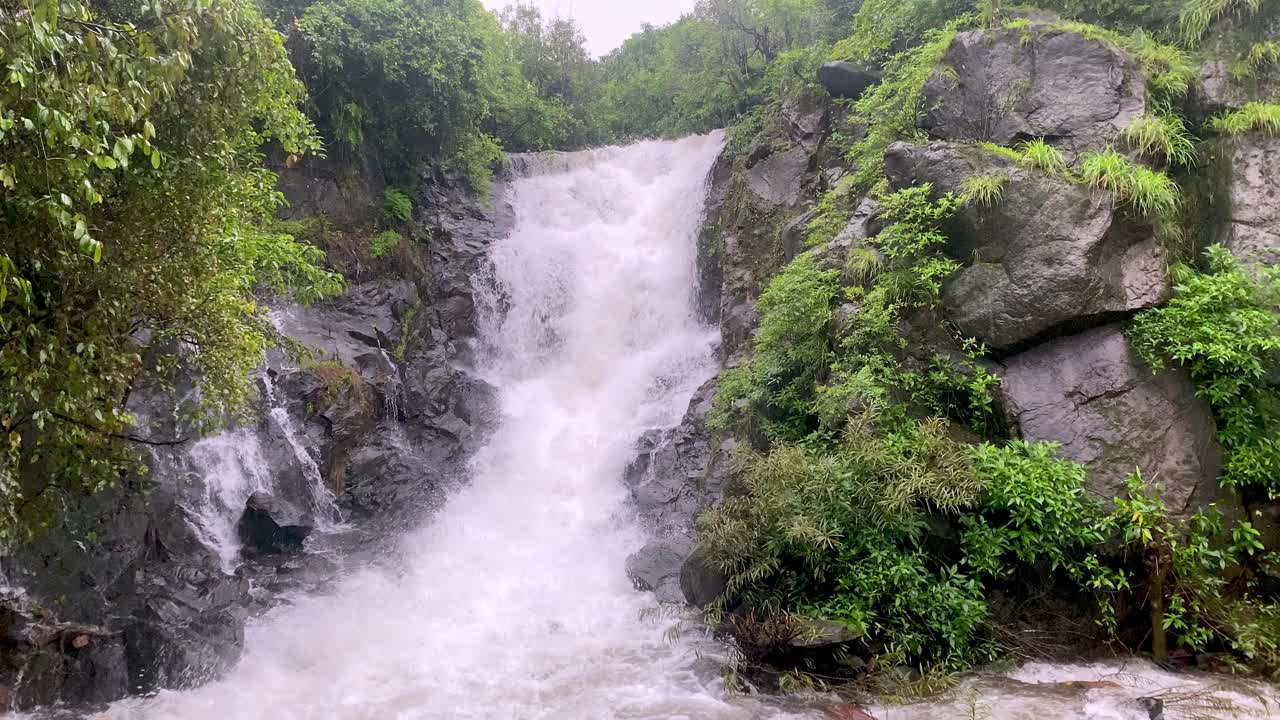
(884, 141, 1169, 351)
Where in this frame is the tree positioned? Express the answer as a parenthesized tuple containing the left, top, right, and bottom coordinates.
(0, 0, 342, 543)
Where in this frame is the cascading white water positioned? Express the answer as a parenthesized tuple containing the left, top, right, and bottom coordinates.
(108, 133, 820, 720)
(182, 430, 272, 573)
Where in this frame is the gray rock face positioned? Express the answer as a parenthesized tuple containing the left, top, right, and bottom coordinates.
(1188, 61, 1280, 125)
(745, 146, 810, 210)
(623, 380, 738, 602)
(1213, 137, 1280, 270)
(680, 548, 727, 609)
(920, 26, 1145, 157)
(271, 148, 383, 229)
(885, 141, 1170, 350)
(999, 324, 1223, 517)
(781, 95, 829, 155)
(817, 61, 882, 100)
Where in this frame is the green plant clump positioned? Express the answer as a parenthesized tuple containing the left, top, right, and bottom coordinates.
(1131, 246, 1280, 496)
(369, 231, 403, 259)
(384, 188, 414, 222)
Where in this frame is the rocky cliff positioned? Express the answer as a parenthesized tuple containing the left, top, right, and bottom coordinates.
(634, 17, 1279, 659)
(0, 156, 508, 711)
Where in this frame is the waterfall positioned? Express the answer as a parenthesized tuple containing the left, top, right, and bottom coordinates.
(182, 430, 272, 574)
(108, 133, 821, 719)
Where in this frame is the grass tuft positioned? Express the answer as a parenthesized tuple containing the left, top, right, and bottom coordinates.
(1120, 115, 1197, 167)
(1208, 102, 1280, 137)
(1017, 139, 1067, 174)
(958, 174, 1007, 208)
(1079, 149, 1181, 220)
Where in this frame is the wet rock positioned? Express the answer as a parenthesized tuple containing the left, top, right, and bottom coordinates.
(920, 25, 1145, 157)
(790, 619, 858, 649)
(999, 324, 1223, 516)
(680, 548, 727, 609)
(626, 544, 686, 604)
(1207, 136, 1280, 271)
(624, 380, 736, 562)
(1187, 61, 1280, 125)
(812, 197, 883, 275)
(745, 146, 810, 210)
(817, 61, 882, 100)
(885, 141, 1169, 350)
(782, 95, 829, 155)
(269, 280, 416, 372)
(238, 493, 314, 555)
(1137, 696, 1165, 720)
(272, 147, 383, 228)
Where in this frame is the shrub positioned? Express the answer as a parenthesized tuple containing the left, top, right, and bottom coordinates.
(699, 414, 992, 669)
(369, 230, 403, 259)
(383, 188, 413, 222)
(1208, 102, 1280, 137)
(1130, 246, 1280, 495)
(711, 254, 840, 441)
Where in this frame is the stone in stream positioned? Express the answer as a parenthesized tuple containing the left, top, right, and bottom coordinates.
(237, 493, 315, 555)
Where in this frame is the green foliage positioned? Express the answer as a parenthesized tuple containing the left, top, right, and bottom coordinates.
(868, 184, 962, 304)
(1114, 473, 1280, 670)
(1131, 246, 1280, 495)
(1232, 40, 1280, 79)
(1120, 115, 1197, 167)
(1079, 149, 1182, 220)
(803, 178, 857, 248)
(0, 0, 341, 543)
(845, 24, 966, 188)
(599, 0, 832, 140)
(712, 254, 840, 441)
(700, 414, 993, 670)
(1207, 102, 1280, 137)
(384, 188, 414, 223)
(369, 231, 403, 259)
(836, 0, 971, 62)
(957, 174, 1006, 208)
(960, 442, 1108, 579)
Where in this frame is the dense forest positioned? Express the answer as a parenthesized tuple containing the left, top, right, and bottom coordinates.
(2, 0, 1280, 702)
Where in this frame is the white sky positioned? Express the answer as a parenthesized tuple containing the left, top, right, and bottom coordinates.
(481, 0, 697, 57)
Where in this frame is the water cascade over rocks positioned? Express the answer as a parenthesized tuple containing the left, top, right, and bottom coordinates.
(104, 134, 821, 720)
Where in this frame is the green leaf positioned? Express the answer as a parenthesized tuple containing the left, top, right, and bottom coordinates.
(93, 155, 118, 170)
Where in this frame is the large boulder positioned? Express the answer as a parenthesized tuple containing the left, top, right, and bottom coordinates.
(999, 324, 1223, 517)
(885, 141, 1170, 350)
(920, 25, 1145, 157)
(817, 61, 882, 100)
